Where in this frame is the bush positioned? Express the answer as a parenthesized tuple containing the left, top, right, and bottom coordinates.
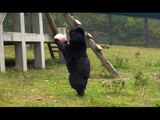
(133, 70, 149, 86)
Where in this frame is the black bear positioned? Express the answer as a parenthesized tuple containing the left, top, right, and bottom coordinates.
(54, 27, 90, 96)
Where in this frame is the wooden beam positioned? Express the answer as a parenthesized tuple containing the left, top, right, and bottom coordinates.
(86, 34, 119, 78)
(32, 13, 45, 69)
(61, 13, 81, 27)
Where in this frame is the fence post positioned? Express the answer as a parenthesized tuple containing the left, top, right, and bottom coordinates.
(144, 18, 149, 46)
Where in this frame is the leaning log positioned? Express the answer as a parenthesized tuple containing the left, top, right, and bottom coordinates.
(45, 13, 59, 35)
(61, 13, 119, 78)
(86, 33, 119, 78)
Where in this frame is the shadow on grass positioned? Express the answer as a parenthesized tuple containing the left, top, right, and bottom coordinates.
(5, 58, 61, 70)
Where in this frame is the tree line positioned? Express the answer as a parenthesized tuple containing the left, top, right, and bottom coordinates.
(53, 13, 160, 47)
(3, 13, 160, 47)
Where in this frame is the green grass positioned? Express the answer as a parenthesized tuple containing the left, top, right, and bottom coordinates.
(0, 44, 160, 107)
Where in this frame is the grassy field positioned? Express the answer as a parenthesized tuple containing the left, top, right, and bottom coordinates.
(0, 44, 160, 107)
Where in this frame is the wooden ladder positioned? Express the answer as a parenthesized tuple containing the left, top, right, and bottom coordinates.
(47, 43, 59, 59)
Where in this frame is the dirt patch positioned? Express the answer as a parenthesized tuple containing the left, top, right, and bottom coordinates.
(152, 73, 160, 79)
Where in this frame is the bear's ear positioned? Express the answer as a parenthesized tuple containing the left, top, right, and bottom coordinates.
(76, 27, 85, 35)
(68, 27, 85, 38)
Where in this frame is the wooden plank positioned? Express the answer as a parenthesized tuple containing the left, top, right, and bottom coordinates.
(3, 32, 45, 42)
(2, 32, 65, 43)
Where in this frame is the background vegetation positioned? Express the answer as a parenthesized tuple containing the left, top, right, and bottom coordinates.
(52, 13, 160, 47)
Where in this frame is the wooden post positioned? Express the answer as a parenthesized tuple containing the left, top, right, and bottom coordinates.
(0, 13, 6, 72)
(0, 23, 5, 72)
(14, 13, 27, 71)
(61, 13, 119, 78)
(32, 13, 45, 69)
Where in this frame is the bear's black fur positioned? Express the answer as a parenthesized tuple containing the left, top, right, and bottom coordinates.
(54, 27, 90, 96)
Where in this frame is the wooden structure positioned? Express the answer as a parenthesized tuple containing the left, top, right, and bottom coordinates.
(0, 13, 66, 72)
(0, 13, 119, 78)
